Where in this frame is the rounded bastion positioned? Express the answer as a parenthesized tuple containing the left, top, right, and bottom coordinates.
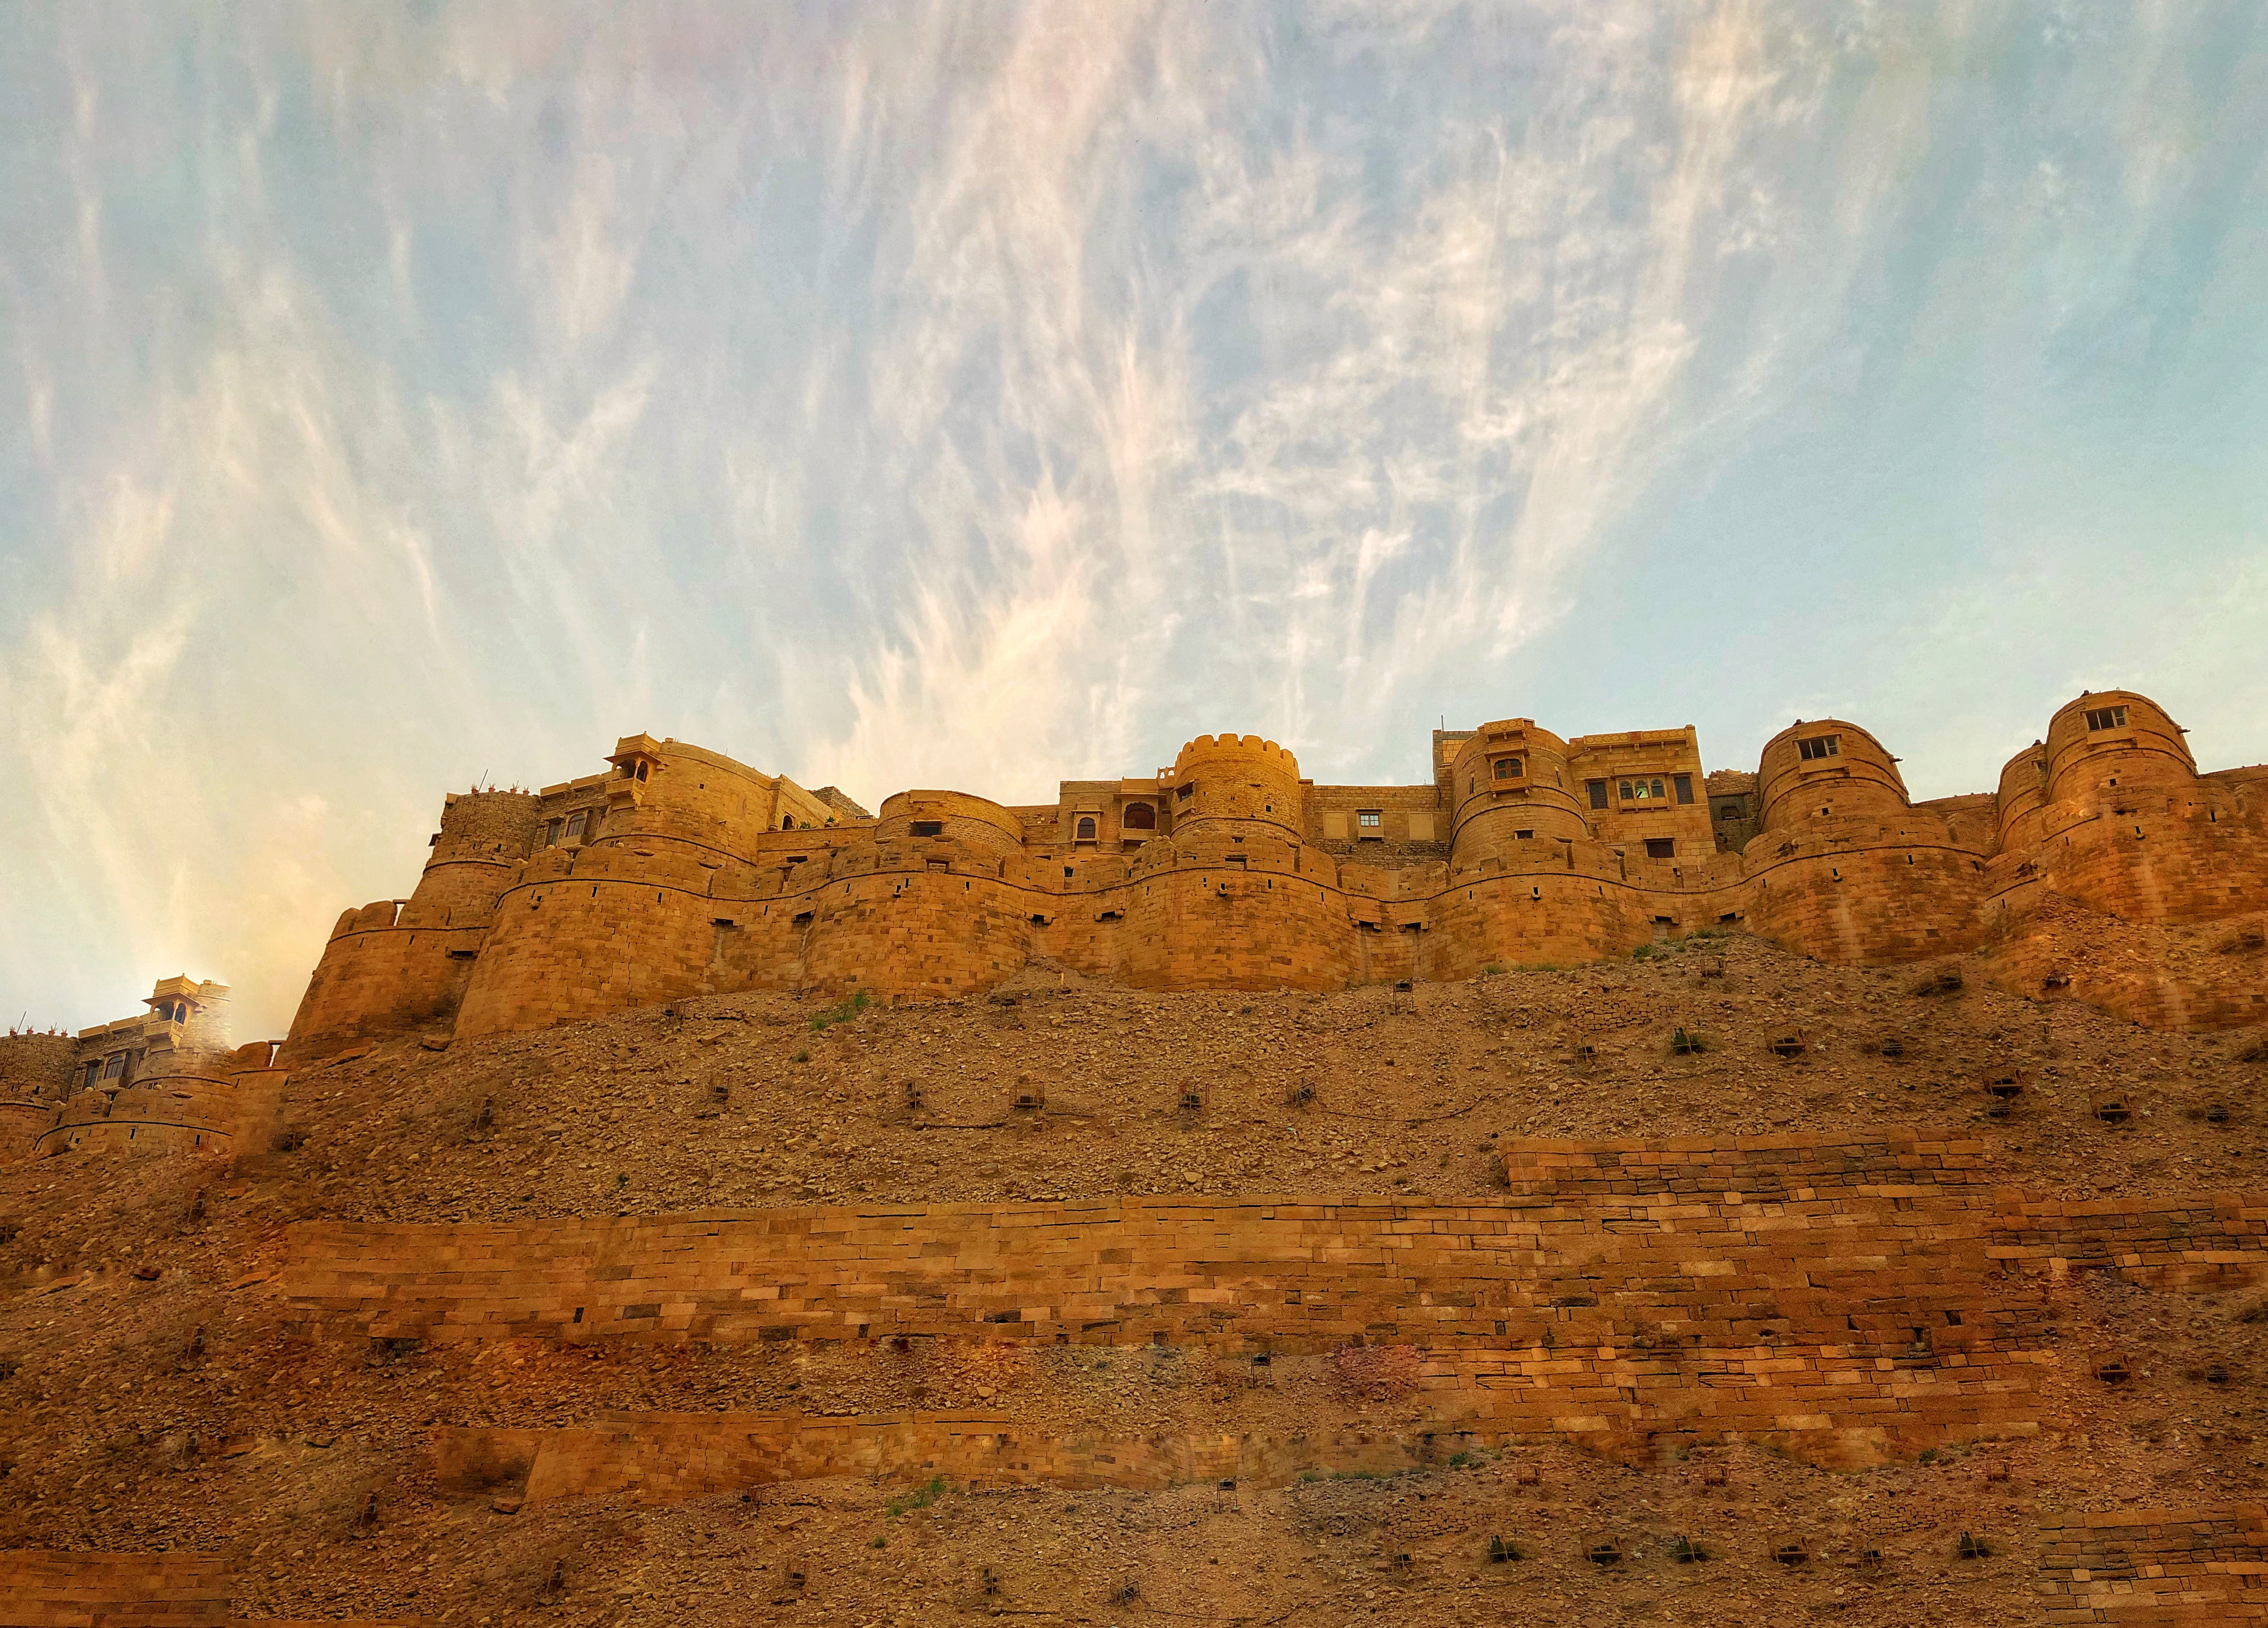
(1166, 735, 1303, 837)
(2042, 690, 2195, 810)
(1758, 718, 1909, 832)
(1994, 742, 2050, 853)
(875, 790, 1026, 858)
(1448, 720, 1588, 868)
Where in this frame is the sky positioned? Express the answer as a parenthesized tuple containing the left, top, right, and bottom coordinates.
(3, 2, 2265, 1038)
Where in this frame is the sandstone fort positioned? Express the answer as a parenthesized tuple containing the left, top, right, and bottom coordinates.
(283, 684, 2266, 1061)
(4, 682, 2268, 1626)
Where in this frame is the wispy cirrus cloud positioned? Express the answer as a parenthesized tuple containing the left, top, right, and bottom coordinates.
(3, 2, 2264, 1035)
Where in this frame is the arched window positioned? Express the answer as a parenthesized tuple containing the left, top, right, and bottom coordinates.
(1493, 757, 1522, 779)
(1123, 803, 1156, 830)
(1075, 816, 1097, 840)
(782, 816, 794, 830)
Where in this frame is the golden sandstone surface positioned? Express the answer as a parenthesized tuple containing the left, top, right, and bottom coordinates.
(3, 686, 2268, 1625)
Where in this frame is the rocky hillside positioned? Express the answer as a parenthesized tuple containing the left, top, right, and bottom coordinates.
(4, 930, 2266, 1625)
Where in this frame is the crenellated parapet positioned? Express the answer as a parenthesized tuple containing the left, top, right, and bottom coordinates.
(277, 689, 2268, 1047)
(1167, 734, 1304, 836)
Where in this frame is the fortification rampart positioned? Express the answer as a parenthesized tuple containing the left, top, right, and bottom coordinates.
(288, 1137, 2047, 1357)
(0, 1550, 232, 1625)
(296, 1128, 2268, 1483)
(269, 1131, 2268, 1501)
(2036, 1504, 2268, 1625)
(0, 1031, 75, 1097)
(280, 690, 2268, 1050)
(0, 1550, 421, 1628)
(29, 1041, 286, 1160)
(275, 1193, 2132, 1358)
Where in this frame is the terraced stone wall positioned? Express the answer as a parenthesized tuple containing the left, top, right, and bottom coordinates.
(0, 1550, 231, 1625)
(2034, 1504, 2268, 1624)
(298, 1135, 2263, 1471)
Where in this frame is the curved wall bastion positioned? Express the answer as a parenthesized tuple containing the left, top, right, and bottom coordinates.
(2, 977, 288, 1162)
(280, 691, 2268, 1061)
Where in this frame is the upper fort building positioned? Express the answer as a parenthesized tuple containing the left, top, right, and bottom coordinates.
(280, 690, 2268, 1061)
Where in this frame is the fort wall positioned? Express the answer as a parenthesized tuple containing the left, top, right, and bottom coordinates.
(288, 1130, 2255, 1389)
(30, 1042, 287, 1159)
(291, 1133, 2096, 1469)
(0, 1550, 232, 1625)
(280, 790, 540, 1062)
(2035, 1504, 2268, 1625)
(0, 1032, 75, 1100)
(291, 1179, 2049, 1358)
(0, 1551, 419, 1628)
(282, 689, 2268, 1049)
(272, 1132, 2268, 1514)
